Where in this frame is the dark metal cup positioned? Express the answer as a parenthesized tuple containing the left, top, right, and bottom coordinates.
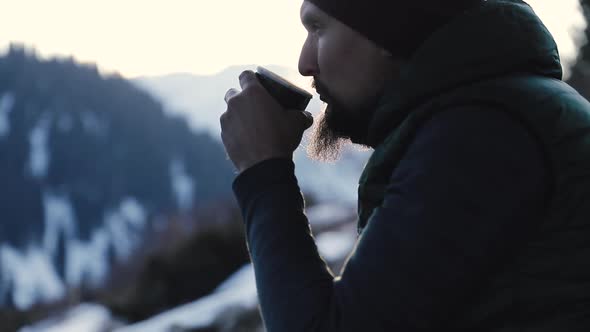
(255, 66, 313, 111)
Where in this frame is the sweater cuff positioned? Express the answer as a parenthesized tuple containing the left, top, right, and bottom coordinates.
(232, 157, 298, 205)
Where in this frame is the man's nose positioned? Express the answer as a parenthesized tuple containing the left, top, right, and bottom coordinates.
(298, 38, 318, 77)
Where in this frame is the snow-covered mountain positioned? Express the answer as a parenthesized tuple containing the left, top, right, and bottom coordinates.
(133, 65, 372, 204)
(0, 45, 236, 310)
(0, 49, 366, 329)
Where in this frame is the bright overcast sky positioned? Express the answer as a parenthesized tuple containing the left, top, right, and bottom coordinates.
(0, 0, 585, 78)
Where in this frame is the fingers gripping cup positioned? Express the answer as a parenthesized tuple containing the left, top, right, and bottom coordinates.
(255, 66, 313, 111)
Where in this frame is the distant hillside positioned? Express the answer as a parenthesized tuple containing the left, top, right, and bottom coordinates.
(0, 45, 235, 309)
(133, 64, 314, 137)
(133, 66, 372, 204)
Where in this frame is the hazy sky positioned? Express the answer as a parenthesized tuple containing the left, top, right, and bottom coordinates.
(0, 0, 586, 78)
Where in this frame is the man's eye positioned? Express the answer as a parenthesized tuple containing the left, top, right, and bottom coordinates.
(310, 24, 322, 32)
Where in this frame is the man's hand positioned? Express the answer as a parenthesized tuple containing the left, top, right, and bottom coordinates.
(220, 70, 313, 174)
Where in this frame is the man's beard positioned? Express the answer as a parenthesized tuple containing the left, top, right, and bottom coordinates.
(307, 79, 379, 162)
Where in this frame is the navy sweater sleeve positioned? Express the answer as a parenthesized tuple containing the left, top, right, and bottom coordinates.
(232, 107, 550, 331)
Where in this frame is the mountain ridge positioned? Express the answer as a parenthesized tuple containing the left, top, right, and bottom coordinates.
(0, 45, 236, 309)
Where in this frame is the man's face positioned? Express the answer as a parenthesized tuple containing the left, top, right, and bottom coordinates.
(298, 1, 403, 161)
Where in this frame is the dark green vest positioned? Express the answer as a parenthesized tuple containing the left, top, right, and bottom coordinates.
(351, 0, 590, 326)
(356, 74, 590, 328)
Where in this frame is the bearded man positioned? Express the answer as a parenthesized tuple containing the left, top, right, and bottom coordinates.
(220, 0, 590, 330)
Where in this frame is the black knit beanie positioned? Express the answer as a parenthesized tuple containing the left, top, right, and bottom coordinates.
(306, 0, 486, 59)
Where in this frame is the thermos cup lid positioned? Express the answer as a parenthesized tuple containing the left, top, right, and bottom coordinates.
(255, 66, 313, 111)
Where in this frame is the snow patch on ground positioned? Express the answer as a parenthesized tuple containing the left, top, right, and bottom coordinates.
(115, 224, 356, 331)
(0, 92, 15, 137)
(0, 246, 65, 310)
(19, 303, 113, 332)
(105, 197, 147, 260)
(169, 158, 195, 211)
(65, 229, 110, 287)
(16, 210, 357, 330)
(42, 191, 77, 257)
(114, 264, 257, 332)
(27, 115, 51, 179)
(2, 193, 148, 309)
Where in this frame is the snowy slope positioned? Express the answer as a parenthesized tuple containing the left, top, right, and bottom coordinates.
(0, 49, 236, 310)
(0, 193, 148, 309)
(20, 211, 358, 332)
